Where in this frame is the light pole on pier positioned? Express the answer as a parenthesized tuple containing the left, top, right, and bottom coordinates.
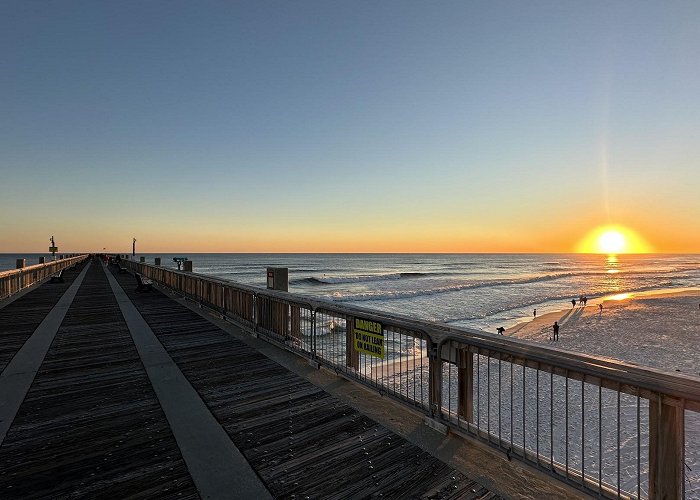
(49, 236, 57, 260)
(132, 238, 136, 257)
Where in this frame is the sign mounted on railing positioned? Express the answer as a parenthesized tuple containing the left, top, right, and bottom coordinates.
(353, 318, 384, 358)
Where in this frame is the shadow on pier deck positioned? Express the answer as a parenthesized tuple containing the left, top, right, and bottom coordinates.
(0, 258, 578, 499)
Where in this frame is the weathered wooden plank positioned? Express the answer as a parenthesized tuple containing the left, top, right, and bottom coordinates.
(0, 263, 86, 373)
(111, 268, 500, 500)
(0, 263, 199, 499)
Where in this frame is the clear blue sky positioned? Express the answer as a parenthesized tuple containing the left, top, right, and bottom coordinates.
(2, 1, 699, 252)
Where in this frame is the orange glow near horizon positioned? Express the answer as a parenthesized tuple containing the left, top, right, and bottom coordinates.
(576, 225, 653, 254)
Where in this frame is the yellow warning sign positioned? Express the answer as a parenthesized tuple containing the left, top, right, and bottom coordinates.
(353, 318, 384, 358)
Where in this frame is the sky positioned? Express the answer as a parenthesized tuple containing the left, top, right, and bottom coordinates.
(1, 1, 699, 253)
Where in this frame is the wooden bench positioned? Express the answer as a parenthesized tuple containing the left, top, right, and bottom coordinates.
(49, 269, 65, 283)
(135, 273, 153, 292)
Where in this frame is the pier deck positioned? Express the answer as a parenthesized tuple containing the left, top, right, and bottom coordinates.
(0, 258, 499, 499)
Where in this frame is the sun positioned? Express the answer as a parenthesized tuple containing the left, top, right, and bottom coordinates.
(598, 230, 626, 253)
(576, 225, 653, 254)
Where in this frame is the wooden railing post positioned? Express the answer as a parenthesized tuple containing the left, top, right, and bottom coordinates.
(649, 395, 685, 499)
(346, 316, 359, 370)
(252, 294, 258, 331)
(429, 343, 442, 418)
(220, 284, 226, 318)
(457, 348, 474, 423)
(277, 302, 289, 338)
(256, 297, 266, 332)
(290, 305, 301, 341)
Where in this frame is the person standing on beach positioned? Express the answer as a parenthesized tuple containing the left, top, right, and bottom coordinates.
(533, 308, 537, 318)
(552, 321, 559, 341)
(599, 303, 603, 313)
(571, 299, 576, 308)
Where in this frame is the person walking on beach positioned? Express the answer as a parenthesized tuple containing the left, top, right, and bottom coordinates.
(533, 308, 537, 318)
(552, 321, 559, 341)
(571, 299, 576, 308)
(599, 303, 603, 313)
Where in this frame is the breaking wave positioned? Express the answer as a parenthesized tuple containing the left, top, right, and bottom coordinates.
(290, 272, 436, 285)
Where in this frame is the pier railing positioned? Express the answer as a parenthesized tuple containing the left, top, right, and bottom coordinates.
(120, 259, 700, 499)
(0, 255, 88, 300)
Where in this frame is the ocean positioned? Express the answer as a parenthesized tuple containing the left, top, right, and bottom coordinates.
(3, 253, 699, 334)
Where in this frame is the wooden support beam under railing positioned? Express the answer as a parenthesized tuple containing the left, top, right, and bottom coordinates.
(649, 395, 685, 500)
(346, 316, 360, 370)
(429, 343, 442, 418)
(457, 349, 474, 423)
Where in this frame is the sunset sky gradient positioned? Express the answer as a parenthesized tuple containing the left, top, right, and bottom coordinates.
(1, 1, 699, 253)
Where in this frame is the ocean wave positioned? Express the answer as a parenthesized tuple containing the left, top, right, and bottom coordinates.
(330, 273, 683, 303)
(541, 266, 575, 272)
(290, 271, 436, 285)
(330, 273, 579, 302)
(439, 262, 477, 269)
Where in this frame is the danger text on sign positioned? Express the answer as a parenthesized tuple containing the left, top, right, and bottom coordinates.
(353, 317, 384, 358)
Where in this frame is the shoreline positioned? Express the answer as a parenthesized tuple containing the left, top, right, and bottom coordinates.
(505, 287, 700, 339)
(502, 287, 700, 375)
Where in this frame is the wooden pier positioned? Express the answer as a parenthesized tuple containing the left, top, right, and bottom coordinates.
(0, 258, 501, 499)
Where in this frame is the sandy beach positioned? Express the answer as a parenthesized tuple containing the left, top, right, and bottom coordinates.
(504, 289, 700, 375)
(490, 289, 700, 497)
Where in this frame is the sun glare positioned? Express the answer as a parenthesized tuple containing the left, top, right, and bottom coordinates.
(576, 225, 653, 254)
(598, 230, 626, 253)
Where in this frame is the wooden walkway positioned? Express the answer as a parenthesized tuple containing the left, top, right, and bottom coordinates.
(0, 258, 499, 499)
(0, 264, 81, 373)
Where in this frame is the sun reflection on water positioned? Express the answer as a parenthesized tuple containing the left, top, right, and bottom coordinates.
(602, 254, 623, 292)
